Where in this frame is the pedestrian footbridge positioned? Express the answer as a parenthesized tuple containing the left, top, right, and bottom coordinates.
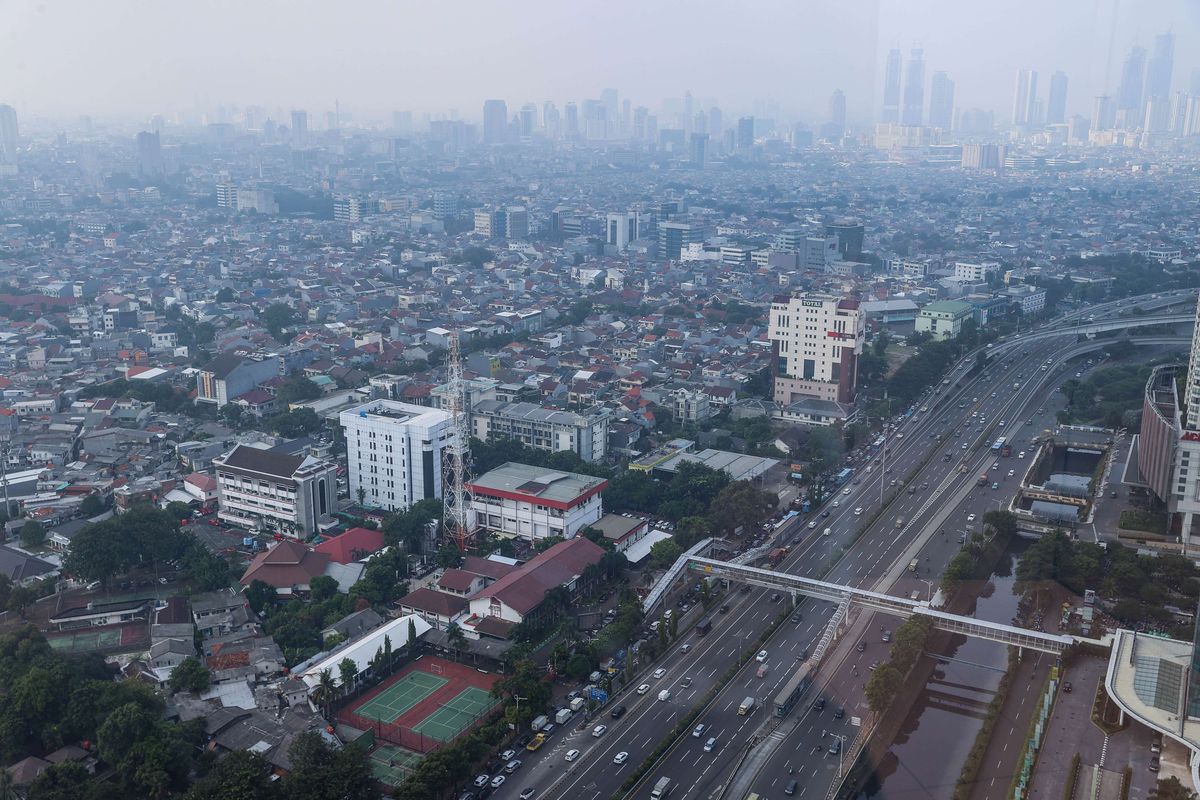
(686, 556, 1076, 655)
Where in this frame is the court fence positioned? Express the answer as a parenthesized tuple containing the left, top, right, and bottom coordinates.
(339, 699, 502, 754)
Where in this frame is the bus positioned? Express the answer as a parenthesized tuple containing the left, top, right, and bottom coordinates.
(773, 662, 814, 717)
(991, 437, 1006, 453)
(834, 468, 854, 486)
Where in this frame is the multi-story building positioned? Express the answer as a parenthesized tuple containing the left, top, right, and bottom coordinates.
(953, 261, 1000, 282)
(916, 300, 974, 340)
(470, 400, 610, 462)
(468, 462, 607, 543)
(769, 293, 865, 406)
(213, 444, 338, 537)
(333, 197, 362, 223)
(0, 104, 17, 172)
(961, 143, 1003, 170)
(339, 399, 454, 512)
(483, 99, 508, 144)
(195, 352, 279, 407)
(1004, 285, 1047, 315)
(658, 221, 701, 260)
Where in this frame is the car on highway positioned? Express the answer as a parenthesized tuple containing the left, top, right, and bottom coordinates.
(653, 667, 666, 679)
(808, 520, 818, 529)
(882, 630, 891, 643)
(613, 752, 629, 765)
(967, 514, 976, 522)
(637, 683, 650, 695)
(704, 737, 718, 752)
(681, 676, 693, 687)
(519, 789, 536, 800)
(500, 750, 517, 762)
(821, 510, 831, 518)
(961, 443, 968, 449)
(756, 649, 768, 662)
(504, 760, 522, 774)
(1008, 470, 1015, 477)
(992, 482, 1000, 490)
(832, 500, 840, 507)
(474, 775, 490, 788)
(692, 723, 707, 738)
(813, 697, 826, 712)
(854, 507, 863, 515)
(856, 642, 866, 652)
(565, 749, 580, 762)
(785, 779, 799, 796)
(592, 725, 607, 737)
(490, 776, 506, 789)
(842, 488, 851, 495)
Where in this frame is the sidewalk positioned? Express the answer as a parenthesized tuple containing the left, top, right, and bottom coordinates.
(1025, 657, 1108, 800)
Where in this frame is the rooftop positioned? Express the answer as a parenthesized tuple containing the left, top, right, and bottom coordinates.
(468, 461, 607, 508)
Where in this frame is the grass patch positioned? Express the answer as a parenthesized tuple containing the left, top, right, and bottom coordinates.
(1118, 510, 1167, 536)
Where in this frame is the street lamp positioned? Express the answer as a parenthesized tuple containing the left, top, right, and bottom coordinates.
(917, 578, 934, 602)
(831, 732, 847, 778)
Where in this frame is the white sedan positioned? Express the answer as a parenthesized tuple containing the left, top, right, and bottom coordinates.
(592, 725, 607, 737)
(637, 683, 650, 695)
(854, 507, 863, 516)
(842, 488, 852, 496)
(614, 752, 629, 765)
(967, 514, 976, 522)
(756, 650, 768, 662)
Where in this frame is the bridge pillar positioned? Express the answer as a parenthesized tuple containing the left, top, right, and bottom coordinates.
(1184, 511, 1194, 556)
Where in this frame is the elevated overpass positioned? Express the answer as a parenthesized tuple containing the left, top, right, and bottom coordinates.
(686, 556, 1076, 655)
(1012, 313, 1194, 343)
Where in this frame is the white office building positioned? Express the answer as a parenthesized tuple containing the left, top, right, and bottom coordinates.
(768, 293, 865, 405)
(339, 399, 454, 512)
(953, 261, 1000, 282)
(468, 462, 607, 543)
(213, 445, 338, 537)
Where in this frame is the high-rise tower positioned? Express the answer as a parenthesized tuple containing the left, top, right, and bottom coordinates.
(928, 72, 954, 130)
(483, 99, 508, 144)
(1012, 69, 1038, 126)
(901, 48, 925, 126)
(1047, 71, 1069, 125)
(881, 48, 902, 123)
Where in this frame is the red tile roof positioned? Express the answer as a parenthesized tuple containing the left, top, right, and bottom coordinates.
(400, 587, 469, 617)
(239, 540, 329, 589)
(438, 568, 478, 592)
(472, 538, 605, 616)
(313, 527, 384, 564)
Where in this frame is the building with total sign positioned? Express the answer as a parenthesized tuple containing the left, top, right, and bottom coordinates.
(768, 293, 865, 406)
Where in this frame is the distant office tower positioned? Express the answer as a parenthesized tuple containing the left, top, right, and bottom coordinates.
(957, 108, 994, 134)
(1145, 32, 1175, 104)
(482, 99, 508, 144)
(291, 109, 308, 146)
(928, 72, 954, 130)
(505, 207, 528, 240)
(0, 104, 17, 170)
(393, 110, 413, 134)
(564, 102, 579, 139)
(689, 133, 708, 168)
(881, 48, 902, 123)
(1169, 92, 1191, 136)
(216, 183, 238, 208)
(474, 209, 503, 238)
(1144, 95, 1172, 133)
(658, 221, 701, 260)
(1092, 95, 1116, 131)
(606, 212, 634, 250)
(150, 113, 165, 135)
(136, 131, 163, 178)
(633, 106, 648, 140)
(1068, 115, 1091, 142)
(1117, 44, 1147, 127)
(1192, 69, 1200, 96)
(736, 116, 755, 150)
(769, 293, 865, 406)
(961, 143, 1002, 170)
(1012, 69, 1038, 126)
(519, 103, 536, 138)
(901, 48, 925, 125)
(601, 88, 619, 129)
(542, 102, 559, 138)
(824, 219, 864, 257)
(828, 90, 847, 135)
(708, 107, 723, 143)
(333, 197, 362, 223)
(433, 192, 458, 218)
(1047, 71, 1069, 125)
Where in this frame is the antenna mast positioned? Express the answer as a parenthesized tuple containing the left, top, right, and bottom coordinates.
(442, 331, 476, 551)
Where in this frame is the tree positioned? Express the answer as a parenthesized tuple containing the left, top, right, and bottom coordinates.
(6, 585, 37, 618)
(460, 246, 494, 269)
(435, 543, 462, 569)
(167, 657, 211, 694)
(262, 303, 298, 343)
(165, 501, 194, 522)
(19, 520, 46, 549)
(338, 657, 359, 694)
(215, 287, 236, 303)
(79, 495, 105, 517)
(276, 375, 321, 406)
(244, 580, 277, 614)
(649, 539, 682, 568)
(865, 664, 903, 715)
(446, 622, 467, 654)
(280, 731, 379, 800)
(309, 575, 338, 603)
(184, 750, 281, 800)
(311, 669, 338, 718)
(1150, 777, 1196, 800)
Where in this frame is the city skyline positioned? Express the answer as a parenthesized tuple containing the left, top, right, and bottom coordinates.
(1, 1, 1198, 129)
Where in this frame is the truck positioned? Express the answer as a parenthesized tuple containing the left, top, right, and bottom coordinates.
(650, 777, 674, 799)
(569, 696, 586, 712)
(530, 715, 549, 733)
(977, 473, 989, 487)
(801, 499, 811, 513)
(555, 708, 572, 725)
(908, 558, 919, 573)
(1000, 443, 1012, 457)
(766, 547, 788, 567)
(695, 617, 713, 637)
(738, 696, 756, 715)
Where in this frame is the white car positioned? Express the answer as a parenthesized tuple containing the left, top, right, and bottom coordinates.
(565, 749, 580, 762)
(832, 500, 841, 508)
(808, 521, 818, 529)
(854, 507, 863, 516)
(500, 749, 517, 762)
(842, 488, 851, 496)
(592, 725, 607, 737)
(967, 514, 976, 522)
(999, 420, 1006, 427)
(474, 775, 490, 788)
(1018, 451, 1026, 459)
(637, 683, 650, 695)
(653, 667, 666, 679)
(1007, 470, 1015, 477)
(756, 650, 768, 662)
(491, 776, 506, 789)
(614, 751, 629, 765)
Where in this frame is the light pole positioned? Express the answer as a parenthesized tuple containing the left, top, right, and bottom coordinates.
(832, 732, 847, 778)
(917, 578, 934, 602)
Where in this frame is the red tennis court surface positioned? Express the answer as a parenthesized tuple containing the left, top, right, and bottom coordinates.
(338, 656, 500, 753)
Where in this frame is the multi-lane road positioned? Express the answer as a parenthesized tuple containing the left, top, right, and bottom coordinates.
(483, 291, 1196, 800)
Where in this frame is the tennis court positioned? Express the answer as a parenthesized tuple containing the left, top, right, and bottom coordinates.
(352, 670, 446, 724)
(47, 627, 123, 653)
(367, 744, 421, 787)
(412, 686, 499, 742)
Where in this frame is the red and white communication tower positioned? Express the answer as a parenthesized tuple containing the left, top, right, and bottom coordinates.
(441, 331, 477, 551)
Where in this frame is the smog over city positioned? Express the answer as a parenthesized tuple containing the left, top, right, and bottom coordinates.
(0, 2, 1198, 799)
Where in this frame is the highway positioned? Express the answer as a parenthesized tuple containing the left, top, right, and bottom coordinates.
(485, 292, 1195, 800)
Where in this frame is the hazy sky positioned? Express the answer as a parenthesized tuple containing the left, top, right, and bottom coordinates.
(2, 0, 1198, 126)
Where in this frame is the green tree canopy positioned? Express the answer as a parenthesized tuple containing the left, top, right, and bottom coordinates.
(167, 657, 211, 694)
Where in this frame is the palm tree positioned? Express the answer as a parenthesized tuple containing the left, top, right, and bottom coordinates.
(446, 622, 467, 661)
(312, 668, 337, 718)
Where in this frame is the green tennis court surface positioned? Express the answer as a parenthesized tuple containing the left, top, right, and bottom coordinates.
(353, 671, 446, 724)
(412, 687, 498, 742)
(47, 628, 123, 653)
(368, 744, 420, 786)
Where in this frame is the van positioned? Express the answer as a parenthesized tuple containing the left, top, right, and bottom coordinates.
(785, 779, 799, 796)
(658, 689, 671, 702)
(829, 738, 841, 755)
(823, 527, 832, 537)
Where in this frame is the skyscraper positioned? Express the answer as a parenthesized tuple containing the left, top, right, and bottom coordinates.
(1117, 45, 1147, 127)
(901, 48, 925, 125)
(881, 48, 902, 123)
(1011, 69, 1038, 126)
(136, 131, 163, 179)
(290, 109, 308, 146)
(564, 102, 579, 139)
(736, 116, 755, 150)
(828, 90, 846, 135)
(689, 133, 708, 169)
(0, 105, 17, 170)
(1092, 95, 1116, 131)
(928, 72, 954, 130)
(483, 99, 508, 144)
(1145, 32, 1176, 104)
(1047, 71, 1069, 125)
(769, 294, 865, 406)
(519, 103, 537, 138)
